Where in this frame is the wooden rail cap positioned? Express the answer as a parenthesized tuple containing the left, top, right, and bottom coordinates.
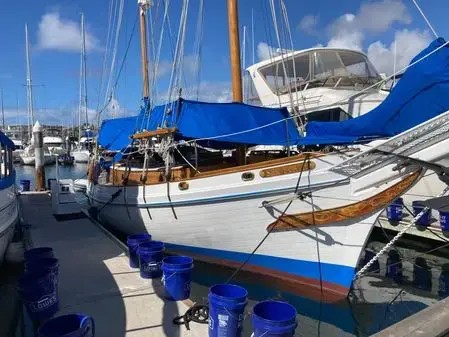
(132, 127, 178, 140)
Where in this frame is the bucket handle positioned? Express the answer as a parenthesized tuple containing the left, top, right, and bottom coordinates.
(80, 315, 95, 336)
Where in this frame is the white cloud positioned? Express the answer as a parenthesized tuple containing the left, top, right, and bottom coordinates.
(37, 12, 101, 52)
(158, 81, 232, 104)
(298, 15, 319, 35)
(367, 29, 432, 74)
(153, 55, 200, 79)
(326, 0, 411, 50)
(257, 42, 277, 61)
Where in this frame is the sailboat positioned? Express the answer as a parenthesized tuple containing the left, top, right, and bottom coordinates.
(72, 14, 91, 164)
(88, 0, 449, 302)
(0, 132, 19, 265)
(19, 24, 55, 166)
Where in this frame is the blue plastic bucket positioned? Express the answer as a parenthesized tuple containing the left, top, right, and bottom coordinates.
(440, 211, 449, 231)
(25, 258, 59, 275)
(138, 241, 165, 279)
(252, 301, 298, 337)
(386, 250, 402, 283)
(48, 178, 56, 191)
(413, 257, 432, 291)
(25, 247, 55, 261)
(208, 284, 248, 337)
(162, 256, 193, 301)
(412, 201, 431, 226)
(18, 269, 59, 321)
(38, 313, 95, 337)
(439, 264, 449, 297)
(126, 234, 151, 268)
(20, 179, 31, 192)
(386, 198, 403, 221)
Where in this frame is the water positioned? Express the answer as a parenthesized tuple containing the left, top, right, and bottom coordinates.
(14, 164, 449, 336)
(14, 163, 88, 190)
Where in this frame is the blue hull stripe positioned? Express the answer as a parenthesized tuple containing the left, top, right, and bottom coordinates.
(165, 243, 355, 288)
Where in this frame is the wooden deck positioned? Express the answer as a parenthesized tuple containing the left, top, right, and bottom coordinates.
(20, 192, 207, 337)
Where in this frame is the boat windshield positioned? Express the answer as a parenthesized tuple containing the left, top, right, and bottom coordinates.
(258, 49, 381, 95)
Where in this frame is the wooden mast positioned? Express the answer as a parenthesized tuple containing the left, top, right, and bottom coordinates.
(227, 0, 243, 102)
(138, 0, 151, 98)
(227, 0, 246, 164)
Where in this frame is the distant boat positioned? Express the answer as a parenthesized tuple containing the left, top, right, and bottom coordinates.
(57, 153, 74, 166)
(0, 131, 19, 266)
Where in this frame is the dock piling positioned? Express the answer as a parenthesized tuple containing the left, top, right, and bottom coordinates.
(33, 121, 45, 191)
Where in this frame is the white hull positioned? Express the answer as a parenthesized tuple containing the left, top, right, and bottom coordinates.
(72, 150, 90, 163)
(0, 183, 19, 266)
(89, 150, 425, 301)
(20, 154, 56, 166)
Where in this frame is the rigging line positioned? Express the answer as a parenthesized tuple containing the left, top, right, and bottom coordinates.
(96, 13, 139, 127)
(95, 0, 115, 112)
(103, 0, 125, 109)
(173, 145, 201, 173)
(411, 0, 438, 38)
(193, 0, 204, 100)
(165, 0, 189, 110)
(225, 155, 310, 284)
(149, 0, 170, 109)
(252, 8, 255, 66)
(280, 0, 306, 127)
(261, 0, 283, 109)
(269, 0, 295, 116)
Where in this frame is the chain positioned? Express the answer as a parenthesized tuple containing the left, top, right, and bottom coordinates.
(355, 184, 449, 280)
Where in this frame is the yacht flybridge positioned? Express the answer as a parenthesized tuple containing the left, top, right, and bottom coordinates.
(246, 47, 388, 122)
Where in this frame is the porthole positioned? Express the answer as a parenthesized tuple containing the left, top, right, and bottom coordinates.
(178, 182, 189, 190)
(242, 172, 255, 181)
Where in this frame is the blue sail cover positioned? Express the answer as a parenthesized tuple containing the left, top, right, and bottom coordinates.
(0, 131, 14, 149)
(98, 99, 302, 151)
(98, 114, 146, 151)
(303, 38, 449, 145)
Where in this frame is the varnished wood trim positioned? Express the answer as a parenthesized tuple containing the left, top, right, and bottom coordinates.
(194, 153, 322, 179)
(267, 170, 421, 231)
(260, 161, 315, 178)
(110, 153, 324, 185)
(132, 127, 178, 139)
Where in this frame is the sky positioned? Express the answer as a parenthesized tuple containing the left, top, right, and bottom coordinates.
(0, 0, 448, 126)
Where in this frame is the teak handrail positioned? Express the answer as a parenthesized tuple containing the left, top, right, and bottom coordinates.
(132, 127, 178, 140)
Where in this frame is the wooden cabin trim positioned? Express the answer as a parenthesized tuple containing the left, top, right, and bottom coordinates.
(132, 127, 178, 139)
(266, 170, 422, 231)
(260, 162, 316, 178)
(110, 153, 322, 185)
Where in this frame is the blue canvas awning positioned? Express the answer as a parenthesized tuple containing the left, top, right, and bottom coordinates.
(303, 38, 449, 145)
(98, 99, 302, 152)
(0, 131, 15, 149)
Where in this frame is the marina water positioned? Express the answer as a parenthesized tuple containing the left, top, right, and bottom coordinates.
(12, 164, 449, 336)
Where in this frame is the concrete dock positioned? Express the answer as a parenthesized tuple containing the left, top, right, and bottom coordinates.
(20, 192, 208, 337)
(372, 295, 449, 337)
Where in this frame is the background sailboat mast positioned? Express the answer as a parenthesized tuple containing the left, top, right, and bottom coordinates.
(1, 89, 4, 130)
(81, 14, 88, 129)
(228, 0, 243, 102)
(25, 24, 34, 141)
(138, 0, 151, 99)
